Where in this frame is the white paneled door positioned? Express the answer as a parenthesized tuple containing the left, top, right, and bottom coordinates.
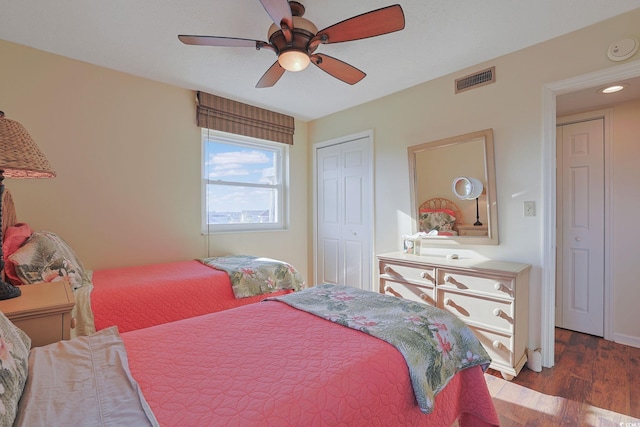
(315, 133, 372, 291)
(556, 118, 605, 336)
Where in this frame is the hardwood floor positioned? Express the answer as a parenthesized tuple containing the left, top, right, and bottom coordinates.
(485, 328, 640, 426)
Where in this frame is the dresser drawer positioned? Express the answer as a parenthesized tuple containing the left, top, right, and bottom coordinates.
(467, 326, 514, 371)
(382, 280, 436, 306)
(439, 290, 514, 332)
(379, 261, 435, 286)
(439, 270, 514, 299)
(377, 252, 530, 380)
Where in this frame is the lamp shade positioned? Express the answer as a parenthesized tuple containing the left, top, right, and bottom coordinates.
(0, 112, 56, 178)
(452, 176, 483, 200)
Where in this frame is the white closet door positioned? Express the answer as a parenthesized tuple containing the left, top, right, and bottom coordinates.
(316, 135, 372, 291)
(556, 118, 605, 336)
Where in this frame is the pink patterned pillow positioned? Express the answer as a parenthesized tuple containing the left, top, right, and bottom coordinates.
(2, 223, 33, 285)
(7, 231, 90, 290)
(419, 210, 456, 232)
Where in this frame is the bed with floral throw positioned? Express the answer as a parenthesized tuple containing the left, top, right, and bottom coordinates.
(4, 284, 500, 427)
(82, 256, 303, 334)
(2, 222, 304, 335)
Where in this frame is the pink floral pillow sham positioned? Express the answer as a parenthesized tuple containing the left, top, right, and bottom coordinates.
(7, 231, 90, 290)
(2, 223, 33, 285)
(419, 210, 456, 233)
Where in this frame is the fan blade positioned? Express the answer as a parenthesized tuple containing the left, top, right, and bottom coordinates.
(178, 35, 267, 48)
(258, 0, 293, 29)
(316, 4, 405, 44)
(256, 61, 286, 88)
(310, 54, 366, 85)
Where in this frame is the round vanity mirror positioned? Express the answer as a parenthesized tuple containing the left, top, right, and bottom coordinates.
(452, 176, 483, 200)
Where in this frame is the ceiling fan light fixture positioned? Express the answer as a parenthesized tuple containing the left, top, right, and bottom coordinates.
(180, 2, 405, 87)
(278, 49, 310, 72)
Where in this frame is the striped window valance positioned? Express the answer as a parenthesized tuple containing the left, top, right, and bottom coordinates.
(196, 92, 295, 145)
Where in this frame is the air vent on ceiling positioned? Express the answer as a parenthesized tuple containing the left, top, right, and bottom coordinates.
(455, 66, 495, 94)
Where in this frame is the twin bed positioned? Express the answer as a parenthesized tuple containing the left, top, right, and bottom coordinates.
(76, 256, 302, 335)
(4, 284, 500, 426)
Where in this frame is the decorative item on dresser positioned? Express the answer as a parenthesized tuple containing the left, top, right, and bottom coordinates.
(0, 280, 75, 347)
(378, 251, 531, 380)
(0, 111, 56, 300)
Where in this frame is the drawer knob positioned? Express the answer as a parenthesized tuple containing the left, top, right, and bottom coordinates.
(494, 282, 513, 296)
(443, 298, 469, 316)
(420, 293, 434, 305)
(384, 285, 401, 298)
(383, 265, 392, 273)
(420, 271, 434, 282)
(492, 340, 502, 349)
(444, 275, 465, 288)
(493, 308, 514, 324)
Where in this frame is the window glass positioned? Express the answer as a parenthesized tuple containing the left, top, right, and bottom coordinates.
(202, 129, 287, 232)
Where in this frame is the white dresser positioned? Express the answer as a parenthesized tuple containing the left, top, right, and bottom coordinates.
(377, 251, 531, 380)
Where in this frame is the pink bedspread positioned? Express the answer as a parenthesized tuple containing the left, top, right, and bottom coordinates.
(91, 260, 289, 333)
(122, 301, 499, 426)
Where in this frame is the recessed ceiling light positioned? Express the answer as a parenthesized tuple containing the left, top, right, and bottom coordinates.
(597, 83, 629, 94)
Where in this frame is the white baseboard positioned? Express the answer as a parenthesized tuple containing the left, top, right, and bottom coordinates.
(613, 332, 640, 349)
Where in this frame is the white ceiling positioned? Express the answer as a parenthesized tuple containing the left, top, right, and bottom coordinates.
(1, 1, 640, 121)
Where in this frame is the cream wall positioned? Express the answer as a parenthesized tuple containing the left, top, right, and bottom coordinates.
(608, 99, 640, 344)
(0, 39, 310, 282)
(308, 9, 640, 352)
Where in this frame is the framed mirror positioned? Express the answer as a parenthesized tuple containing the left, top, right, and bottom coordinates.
(408, 129, 499, 245)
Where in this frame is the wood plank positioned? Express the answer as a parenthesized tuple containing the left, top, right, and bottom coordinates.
(629, 343, 640, 417)
(485, 328, 640, 426)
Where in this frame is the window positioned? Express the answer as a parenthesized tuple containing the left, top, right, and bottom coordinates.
(202, 129, 288, 233)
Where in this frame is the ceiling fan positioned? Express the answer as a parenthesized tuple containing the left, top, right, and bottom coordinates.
(178, 1, 405, 88)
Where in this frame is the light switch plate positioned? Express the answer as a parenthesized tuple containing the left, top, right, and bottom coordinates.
(524, 201, 536, 217)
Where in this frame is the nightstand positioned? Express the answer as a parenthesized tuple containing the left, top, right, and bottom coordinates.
(0, 281, 75, 347)
(457, 224, 489, 237)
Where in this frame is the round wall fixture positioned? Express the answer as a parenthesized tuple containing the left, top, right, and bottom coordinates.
(607, 37, 639, 62)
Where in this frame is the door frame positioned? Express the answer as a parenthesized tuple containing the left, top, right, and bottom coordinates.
(556, 111, 611, 337)
(542, 58, 640, 368)
(312, 129, 375, 288)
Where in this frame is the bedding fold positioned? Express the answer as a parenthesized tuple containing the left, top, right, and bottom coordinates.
(14, 327, 159, 427)
(268, 284, 492, 414)
(199, 255, 304, 298)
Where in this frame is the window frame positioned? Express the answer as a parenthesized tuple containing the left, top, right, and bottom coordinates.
(201, 128, 289, 234)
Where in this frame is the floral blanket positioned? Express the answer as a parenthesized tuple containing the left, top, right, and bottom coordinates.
(268, 284, 491, 414)
(199, 256, 305, 298)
